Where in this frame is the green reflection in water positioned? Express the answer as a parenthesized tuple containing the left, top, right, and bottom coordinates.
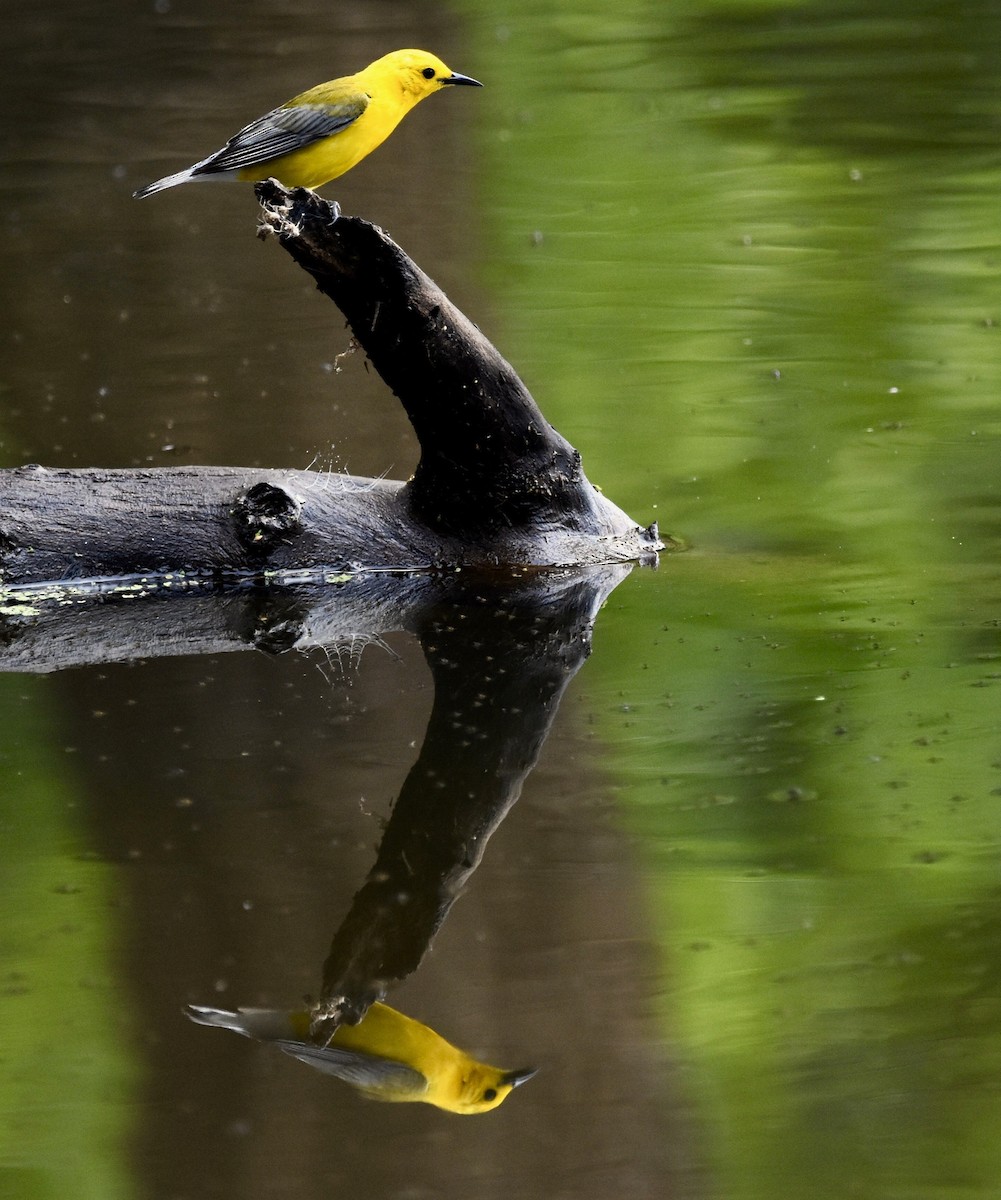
(0, 678, 134, 1200)
(599, 564, 1001, 1198)
(454, 0, 1001, 1195)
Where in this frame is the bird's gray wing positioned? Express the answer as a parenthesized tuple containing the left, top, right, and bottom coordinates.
(194, 93, 370, 174)
(273, 1040, 429, 1097)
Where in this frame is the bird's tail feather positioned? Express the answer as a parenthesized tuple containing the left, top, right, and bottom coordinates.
(133, 164, 233, 199)
(185, 1004, 296, 1040)
(133, 167, 199, 199)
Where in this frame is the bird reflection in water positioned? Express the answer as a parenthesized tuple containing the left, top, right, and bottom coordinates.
(187, 1001, 536, 1114)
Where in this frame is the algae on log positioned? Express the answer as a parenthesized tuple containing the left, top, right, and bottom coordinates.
(0, 182, 661, 590)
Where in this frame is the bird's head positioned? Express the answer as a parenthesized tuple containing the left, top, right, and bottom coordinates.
(375, 49, 483, 100)
(448, 1063, 538, 1114)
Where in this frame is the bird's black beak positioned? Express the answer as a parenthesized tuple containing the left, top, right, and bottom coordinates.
(444, 71, 483, 87)
(502, 1067, 538, 1089)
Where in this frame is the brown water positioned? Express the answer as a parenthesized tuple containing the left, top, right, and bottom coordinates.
(3, 1, 1001, 1197)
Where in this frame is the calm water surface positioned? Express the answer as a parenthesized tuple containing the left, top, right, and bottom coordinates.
(2, 1, 1001, 1198)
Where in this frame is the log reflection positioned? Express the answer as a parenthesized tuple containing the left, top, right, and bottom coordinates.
(314, 565, 625, 1034)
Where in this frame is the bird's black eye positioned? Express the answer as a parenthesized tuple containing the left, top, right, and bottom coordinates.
(483, 1088, 497, 1102)
(422, 67, 436, 79)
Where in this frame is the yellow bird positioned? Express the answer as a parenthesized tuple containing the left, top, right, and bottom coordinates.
(186, 1000, 536, 1114)
(134, 49, 481, 198)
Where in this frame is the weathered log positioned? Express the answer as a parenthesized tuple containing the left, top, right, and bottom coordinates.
(0, 182, 661, 590)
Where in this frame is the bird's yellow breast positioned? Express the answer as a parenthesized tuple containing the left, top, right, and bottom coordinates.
(330, 1000, 455, 1074)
